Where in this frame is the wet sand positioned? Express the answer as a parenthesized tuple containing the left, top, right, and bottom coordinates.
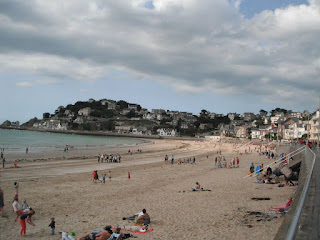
(0, 139, 297, 240)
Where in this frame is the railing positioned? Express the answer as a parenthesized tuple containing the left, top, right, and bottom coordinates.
(243, 145, 305, 179)
(285, 146, 316, 240)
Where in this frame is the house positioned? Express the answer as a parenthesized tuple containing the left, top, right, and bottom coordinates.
(235, 126, 248, 138)
(143, 113, 156, 120)
(128, 104, 138, 111)
(115, 125, 132, 133)
(152, 109, 166, 115)
(251, 128, 261, 139)
(157, 128, 177, 137)
(78, 107, 91, 116)
(310, 110, 320, 140)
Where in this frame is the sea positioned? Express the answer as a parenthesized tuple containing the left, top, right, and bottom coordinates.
(0, 129, 146, 154)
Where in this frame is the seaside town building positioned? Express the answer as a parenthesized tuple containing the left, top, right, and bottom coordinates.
(310, 110, 320, 140)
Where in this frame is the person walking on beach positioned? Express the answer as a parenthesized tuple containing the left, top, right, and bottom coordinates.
(192, 156, 196, 164)
(26, 147, 28, 154)
(165, 155, 168, 162)
(2, 158, 5, 168)
(102, 174, 106, 184)
(171, 156, 174, 165)
(0, 187, 5, 217)
(19, 209, 35, 237)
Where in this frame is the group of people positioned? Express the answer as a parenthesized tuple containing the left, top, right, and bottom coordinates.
(98, 154, 121, 163)
(78, 209, 151, 240)
(215, 156, 240, 169)
(165, 155, 197, 165)
(92, 170, 112, 183)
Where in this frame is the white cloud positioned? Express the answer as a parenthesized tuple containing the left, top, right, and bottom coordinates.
(0, 0, 320, 109)
(16, 81, 33, 87)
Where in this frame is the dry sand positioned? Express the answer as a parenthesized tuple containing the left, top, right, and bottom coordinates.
(0, 139, 297, 240)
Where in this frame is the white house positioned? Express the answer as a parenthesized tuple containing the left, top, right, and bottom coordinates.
(251, 128, 261, 139)
(78, 107, 91, 116)
(157, 128, 177, 137)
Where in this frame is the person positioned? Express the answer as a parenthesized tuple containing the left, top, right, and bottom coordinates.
(165, 155, 168, 162)
(108, 171, 111, 180)
(12, 197, 21, 221)
(236, 157, 239, 167)
(14, 160, 18, 168)
(19, 209, 35, 236)
(128, 172, 130, 179)
(14, 181, 19, 196)
(92, 171, 96, 182)
(193, 156, 195, 164)
(119, 224, 148, 233)
(171, 156, 174, 165)
(2, 157, 5, 168)
(123, 209, 151, 225)
(249, 163, 255, 174)
(26, 147, 28, 154)
(49, 217, 55, 235)
(269, 197, 293, 211)
(21, 199, 29, 210)
(77, 225, 113, 240)
(108, 227, 122, 240)
(102, 174, 106, 184)
(191, 182, 202, 191)
(0, 187, 4, 217)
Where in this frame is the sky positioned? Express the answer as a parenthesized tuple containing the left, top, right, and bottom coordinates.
(0, 0, 319, 124)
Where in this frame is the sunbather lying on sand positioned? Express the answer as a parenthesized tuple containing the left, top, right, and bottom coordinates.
(119, 224, 148, 233)
(77, 225, 113, 240)
(268, 197, 292, 211)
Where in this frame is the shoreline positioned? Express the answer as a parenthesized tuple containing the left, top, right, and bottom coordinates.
(0, 126, 203, 141)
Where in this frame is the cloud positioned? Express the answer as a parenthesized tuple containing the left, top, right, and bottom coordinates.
(1, 0, 320, 109)
(16, 81, 33, 87)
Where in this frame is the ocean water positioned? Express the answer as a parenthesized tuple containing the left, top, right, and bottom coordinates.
(0, 129, 145, 154)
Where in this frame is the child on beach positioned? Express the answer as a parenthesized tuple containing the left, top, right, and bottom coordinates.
(48, 217, 55, 235)
(14, 181, 19, 196)
(102, 174, 106, 184)
(21, 199, 29, 210)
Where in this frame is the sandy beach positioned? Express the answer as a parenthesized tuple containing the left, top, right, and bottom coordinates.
(0, 138, 297, 240)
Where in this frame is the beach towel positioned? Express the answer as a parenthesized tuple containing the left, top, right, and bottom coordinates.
(123, 229, 154, 234)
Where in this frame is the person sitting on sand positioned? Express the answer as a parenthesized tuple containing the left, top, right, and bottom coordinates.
(77, 225, 113, 240)
(123, 209, 151, 225)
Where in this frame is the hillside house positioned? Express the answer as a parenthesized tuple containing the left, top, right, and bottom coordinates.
(157, 128, 177, 137)
(78, 107, 91, 116)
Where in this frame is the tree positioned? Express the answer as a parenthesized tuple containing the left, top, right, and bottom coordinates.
(259, 109, 268, 116)
(117, 100, 128, 110)
(43, 112, 50, 119)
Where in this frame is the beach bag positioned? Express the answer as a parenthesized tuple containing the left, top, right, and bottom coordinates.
(280, 167, 293, 179)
